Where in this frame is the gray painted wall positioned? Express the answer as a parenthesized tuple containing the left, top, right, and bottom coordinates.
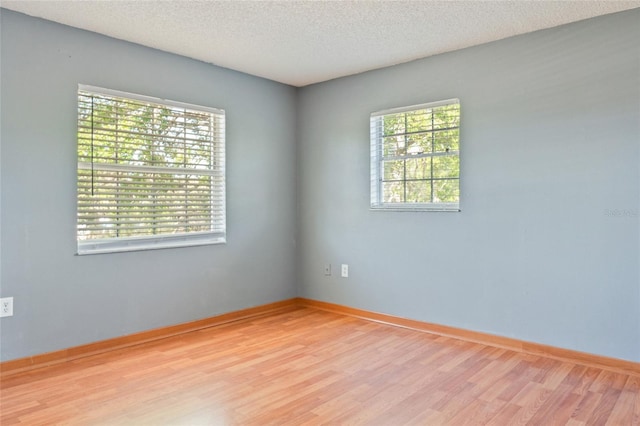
(0, 10, 298, 361)
(297, 10, 640, 362)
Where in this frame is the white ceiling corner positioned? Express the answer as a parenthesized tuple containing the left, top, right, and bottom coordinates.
(1, 0, 639, 87)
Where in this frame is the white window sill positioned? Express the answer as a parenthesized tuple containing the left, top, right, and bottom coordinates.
(370, 203, 460, 212)
(77, 232, 226, 255)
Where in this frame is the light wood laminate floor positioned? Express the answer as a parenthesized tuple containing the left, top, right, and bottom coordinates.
(1, 308, 639, 425)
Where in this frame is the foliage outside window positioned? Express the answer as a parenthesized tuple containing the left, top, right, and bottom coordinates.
(370, 99, 460, 211)
(77, 85, 225, 254)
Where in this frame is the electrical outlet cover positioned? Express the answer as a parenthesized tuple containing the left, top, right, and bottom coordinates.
(1, 297, 14, 317)
(341, 264, 349, 278)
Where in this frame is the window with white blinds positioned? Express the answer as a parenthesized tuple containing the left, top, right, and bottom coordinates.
(77, 85, 225, 254)
(370, 99, 460, 211)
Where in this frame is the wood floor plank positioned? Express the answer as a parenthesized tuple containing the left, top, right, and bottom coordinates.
(587, 387, 622, 424)
(569, 390, 603, 423)
(605, 378, 638, 425)
(1, 307, 639, 425)
(485, 402, 525, 426)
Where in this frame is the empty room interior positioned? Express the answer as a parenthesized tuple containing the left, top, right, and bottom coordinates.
(1, 1, 639, 424)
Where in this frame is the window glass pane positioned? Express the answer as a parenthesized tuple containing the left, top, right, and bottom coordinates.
(383, 113, 405, 136)
(383, 160, 404, 180)
(433, 104, 460, 129)
(382, 181, 405, 203)
(405, 109, 429, 133)
(405, 158, 431, 180)
(432, 155, 460, 178)
(432, 129, 459, 153)
(406, 180, 431, 203)
(383, 136, 406, 157)
(433, 179, 459, 203)
(406, 133, 430, 155)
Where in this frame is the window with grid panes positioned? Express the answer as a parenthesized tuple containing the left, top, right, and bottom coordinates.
(370, 99, 460, 211)
(77, 85, 225, 254)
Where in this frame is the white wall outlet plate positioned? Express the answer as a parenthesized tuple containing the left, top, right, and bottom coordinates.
(1, 297, 14, 317)
(341, 264, 349, 278)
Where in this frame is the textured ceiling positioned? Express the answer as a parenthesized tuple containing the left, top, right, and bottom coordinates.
(2, 1, 639, 87)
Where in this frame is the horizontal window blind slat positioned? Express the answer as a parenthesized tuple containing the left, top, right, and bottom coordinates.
(78, 223, 224, 231)
(77, 175, 222, 183)
(78, 223, 220, 232)
(77, 209, 220, 216)
(78, 193, 217, 200)
(78, 218, 222, 224)
(78, 159, 216, 170)
(79, 218, 216, 227)
(77, 136, 220, 151)
(78, 210, 222, 217)
(78, 202, 220, 207)
(78, 204, 221, 211)
(78, 181, 218, 188)
(77, 162, 221, 176)
(77, 127, 224, 144)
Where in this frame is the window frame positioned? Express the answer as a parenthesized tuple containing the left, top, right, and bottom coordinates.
(76, 84, 226, 255)
(370, 98, 461, 212)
